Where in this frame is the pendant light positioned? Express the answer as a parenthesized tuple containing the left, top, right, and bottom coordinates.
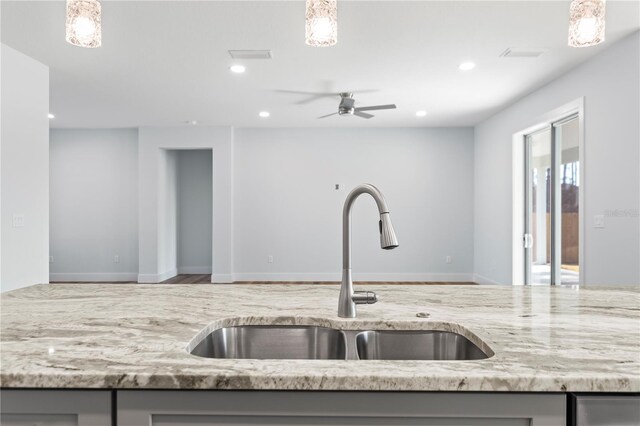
(568, 0, 606, 47)
(305, 0, 337, 47)
(66, 0, 102, 48)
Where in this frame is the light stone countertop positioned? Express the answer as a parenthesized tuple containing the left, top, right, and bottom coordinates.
(1, 283, 639, 392)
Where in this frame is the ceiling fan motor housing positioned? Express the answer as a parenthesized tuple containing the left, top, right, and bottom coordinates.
(338, 93, 355, 116)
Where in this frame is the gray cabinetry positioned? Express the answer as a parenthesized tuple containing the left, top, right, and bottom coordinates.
(0, 390, 112, 426)
(118, 391, 566, 426)
(575, 395, 640, 426)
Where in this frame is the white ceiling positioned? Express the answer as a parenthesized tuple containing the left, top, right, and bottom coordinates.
(1, 1, 638, 128)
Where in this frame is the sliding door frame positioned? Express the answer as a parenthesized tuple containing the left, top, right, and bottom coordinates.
(512, 98, 585, 286)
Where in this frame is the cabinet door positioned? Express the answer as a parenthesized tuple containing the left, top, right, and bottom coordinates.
(118, 391, 565, 426)
(0, 390, 112, 426)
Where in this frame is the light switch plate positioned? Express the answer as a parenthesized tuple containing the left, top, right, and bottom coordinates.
(594, 215, 605, 228)
(12, 214, 25, 228)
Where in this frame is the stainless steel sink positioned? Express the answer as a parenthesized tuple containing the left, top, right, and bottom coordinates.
(355, 330, 489, 360)
(189, 325, 491, 361)
(190, 325, 347, 360)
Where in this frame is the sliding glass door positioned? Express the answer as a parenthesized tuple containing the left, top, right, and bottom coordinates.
(524, 115, 580, 285)
(524, 127, 552, 285)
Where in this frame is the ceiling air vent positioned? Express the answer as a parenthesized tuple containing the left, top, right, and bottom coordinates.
(228, 50, 273, 60)
(500, 48, 547, 58)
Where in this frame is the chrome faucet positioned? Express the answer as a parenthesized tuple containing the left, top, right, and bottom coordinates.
(338, 184, 399, 318)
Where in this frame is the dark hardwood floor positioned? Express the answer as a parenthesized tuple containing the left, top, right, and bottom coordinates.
(160, 274, 211, 284)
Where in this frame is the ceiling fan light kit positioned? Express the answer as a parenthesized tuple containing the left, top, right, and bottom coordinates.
(568, 0, 606, 47)
(305, 0, 338, 47)
(65, 0, 102, 48)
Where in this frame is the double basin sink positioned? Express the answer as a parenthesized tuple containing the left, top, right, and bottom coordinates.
(189, 325, 491, 361)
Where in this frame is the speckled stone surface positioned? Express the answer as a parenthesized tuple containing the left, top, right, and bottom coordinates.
(1, 283, 638, 392)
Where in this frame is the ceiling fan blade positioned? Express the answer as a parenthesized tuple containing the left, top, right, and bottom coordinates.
(354, 111, 374, 119)
(276, 89, 336, 96)
(349, 89, 378, 94)
(354, 104, 397, 112)
(275, 90, 339, 105)
(317, 112, 339, 119)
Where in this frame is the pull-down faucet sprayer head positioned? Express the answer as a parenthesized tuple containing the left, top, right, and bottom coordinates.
(379, 212, 398, 250)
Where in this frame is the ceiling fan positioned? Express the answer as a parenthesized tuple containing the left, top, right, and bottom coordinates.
(318, 93, 397, 119)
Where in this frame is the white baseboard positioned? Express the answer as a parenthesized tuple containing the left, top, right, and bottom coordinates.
(355, 273, 474, 282)
(137, 269, 178, 284)
(230, 272, 474, 282)
(177, 266, 212, 274)
(211, 274, 234, 284)
(231, 273, 339, 282)
(473, 273, 507, 285)
(49, 272, 138, 282)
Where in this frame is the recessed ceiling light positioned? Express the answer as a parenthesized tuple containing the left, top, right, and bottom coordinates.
(48, 113, 55, 119)
(230, 64, 246, 74)
(185, 120, 197, 125)
(459, 62, 476, 71)
(259, 111, 270, 118)
(415, 111, 427, 117)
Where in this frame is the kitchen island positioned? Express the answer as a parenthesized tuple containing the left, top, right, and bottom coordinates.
(1, 283, 639, 425)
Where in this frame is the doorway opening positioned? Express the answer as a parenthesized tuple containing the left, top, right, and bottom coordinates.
(177, 149, 213, 278)
(159, 149, 213, 283)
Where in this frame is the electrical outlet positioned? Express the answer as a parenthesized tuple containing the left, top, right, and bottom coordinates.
(12, 214, 25, 228)
(114, 255, 120, 263)
(268, 255, 273, 264)
(49, 256, 54, 264)
(335, 183, 344, 191)
(594, 215, 605, 228)
(445, 256, 452, 264)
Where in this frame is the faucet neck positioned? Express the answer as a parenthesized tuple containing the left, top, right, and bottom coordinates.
(342, 184, 389, 270)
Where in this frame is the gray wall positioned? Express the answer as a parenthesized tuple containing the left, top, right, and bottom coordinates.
(473, 31, 640, 285)
(49, 129, 139, 282)
(233, 127, 475, 281)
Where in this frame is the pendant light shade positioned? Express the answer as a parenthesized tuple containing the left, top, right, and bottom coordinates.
(568, 0, 606, 48)
(66, 0, 102, 48)
(305, 0, 337, 47)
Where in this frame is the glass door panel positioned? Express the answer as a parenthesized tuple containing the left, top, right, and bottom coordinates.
(525, 129, 552, 285)
(555, 117, 580, 284)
